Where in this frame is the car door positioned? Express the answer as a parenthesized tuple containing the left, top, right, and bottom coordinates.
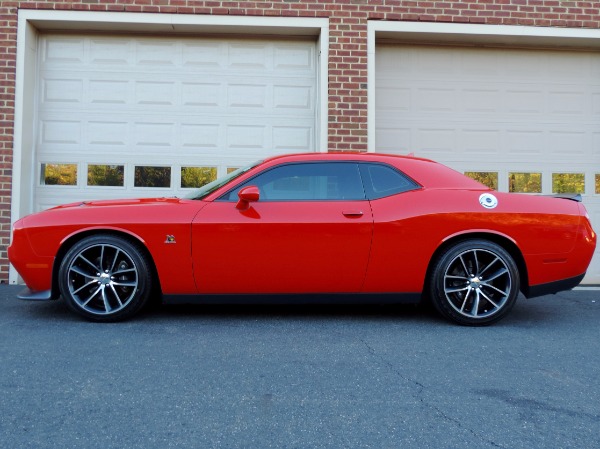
(191, 162, 373, 294)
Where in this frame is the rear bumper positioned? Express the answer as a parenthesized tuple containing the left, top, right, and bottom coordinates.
(525, 273, 586, 298)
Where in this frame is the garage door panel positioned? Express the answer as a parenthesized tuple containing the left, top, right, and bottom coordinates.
(181, 124, 219, 149)
(462, 130, 501, 154)
(463, 89, 501, 113)
(593, 94, 600, 115)
(273, 126, 313, 151)
(43, 37, 85, 64)
(376, 44, 600, 283)
(375, 127, 411, 154)
(39, 119, 81, 147)
(88, 121, 129, 146)
(378, 83, 598, 118)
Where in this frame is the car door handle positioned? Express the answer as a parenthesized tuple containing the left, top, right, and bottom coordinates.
(342, 210, 364, 217)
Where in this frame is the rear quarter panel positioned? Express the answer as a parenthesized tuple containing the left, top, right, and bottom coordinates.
(363, 189, 583, 292)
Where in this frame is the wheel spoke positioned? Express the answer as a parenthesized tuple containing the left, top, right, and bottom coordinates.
(459, 255, 470, 276)
(459, 286, 473, 313)
(112, 267, 136, 276)
(109, 248, 121, 272)
(100, 245, 106, 271)
(446, 274, 469, 281)
(483, 267, 508, 282)
(445, 285, 469, 294)
(112, 281, 137, 287)
(72, 279, 99, 295)
(109, 284, 124, 308)
(69, 265, 96, 279)
(479, 289, 500, 309)
(81, 286, 102, 307)
(77, 254, 100, 272)
(479, 256, 500, 277)
(481, 282, 509, 297)
(473, 250, 480, 275)
(100, 287, 111, 313)
(471, 290, 480, 317)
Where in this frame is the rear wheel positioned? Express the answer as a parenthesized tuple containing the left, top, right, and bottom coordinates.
(58, 235, 152, 322)
(429, 240, 520, 326)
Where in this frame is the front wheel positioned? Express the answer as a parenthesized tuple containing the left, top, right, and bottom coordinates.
(58, 235, 153, 322)
(428, 240, 520, 326)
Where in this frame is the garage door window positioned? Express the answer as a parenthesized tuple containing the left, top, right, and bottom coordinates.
(464, 172, 498, 190)
(596, 174, 600, 194)
(134, 166, 171, 188)
(87, 165, 124, 187)
(552, 173, 585, 194)
(181, 167, 217, 189)
(509, 172, 542, 193)
(40, 163, 77, 186)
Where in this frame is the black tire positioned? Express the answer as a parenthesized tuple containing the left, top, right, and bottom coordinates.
(58, 234, 153, 322)
(428, 239, 520, 326)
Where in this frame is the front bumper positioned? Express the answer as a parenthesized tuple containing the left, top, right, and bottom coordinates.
(8, 223, 54, 293)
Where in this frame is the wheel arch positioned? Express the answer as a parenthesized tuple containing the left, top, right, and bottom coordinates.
(51, 229, 162, 300)
(424, 232, 530, 296)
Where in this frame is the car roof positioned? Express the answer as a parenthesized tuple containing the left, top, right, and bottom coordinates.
(255, 152, 486, 191)
(261, 152, 434, 164)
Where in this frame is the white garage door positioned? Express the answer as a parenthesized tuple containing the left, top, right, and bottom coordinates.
(34, 34, 317, 211)
(376, 44, 600, 284)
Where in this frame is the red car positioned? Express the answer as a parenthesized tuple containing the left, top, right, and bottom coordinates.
(8, 153, 597, 325)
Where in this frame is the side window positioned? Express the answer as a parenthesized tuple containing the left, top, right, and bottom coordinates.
(221, 162, 365, 201)
(360, 163, 419, 200)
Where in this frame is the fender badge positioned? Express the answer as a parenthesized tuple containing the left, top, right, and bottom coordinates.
(165, 235, 176, 244)
(479, 193, 498, 209)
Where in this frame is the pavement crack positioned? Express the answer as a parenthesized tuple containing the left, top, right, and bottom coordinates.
(358, 336, 508, 449)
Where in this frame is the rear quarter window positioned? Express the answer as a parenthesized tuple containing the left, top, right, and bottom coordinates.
(360, 163, 420, 200)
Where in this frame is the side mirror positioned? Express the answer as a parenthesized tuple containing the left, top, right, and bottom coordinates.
(236, 186, 260, 210)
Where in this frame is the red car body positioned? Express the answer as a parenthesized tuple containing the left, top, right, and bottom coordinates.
(8, 153, 597, 324)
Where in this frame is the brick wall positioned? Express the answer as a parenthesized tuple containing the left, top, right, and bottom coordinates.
(1, 0, 599, 281)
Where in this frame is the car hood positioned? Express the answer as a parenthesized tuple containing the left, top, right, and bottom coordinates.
(18, 197, 207, 231)
(51, 197, 185, 209)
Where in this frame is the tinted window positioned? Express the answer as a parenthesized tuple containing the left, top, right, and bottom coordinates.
(360, 163, 419, 199)
(221, 162, 365, 201)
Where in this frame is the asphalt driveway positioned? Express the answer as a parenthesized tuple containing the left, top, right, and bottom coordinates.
(0, 285, 599, 449)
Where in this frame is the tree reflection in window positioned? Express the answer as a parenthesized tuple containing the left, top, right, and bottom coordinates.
(181, 167, 217, 188)
(552, 173, 584, 194)
(134, 166, 171, 188)
(41, 163, 77, 186)
(87, 165, 124, 187)
(464, 172, 498, 190)
(596, 174, 600, 194)
(509, 173, 541, 193)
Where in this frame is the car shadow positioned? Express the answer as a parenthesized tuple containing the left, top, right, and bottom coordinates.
(8, 288, 571, 327)
(148, 301, 437, 321)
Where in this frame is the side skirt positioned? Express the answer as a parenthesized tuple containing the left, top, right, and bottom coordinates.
(162, 292, 422, 305)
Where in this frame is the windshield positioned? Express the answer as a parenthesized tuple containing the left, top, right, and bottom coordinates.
(184, 160, 263, 200)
